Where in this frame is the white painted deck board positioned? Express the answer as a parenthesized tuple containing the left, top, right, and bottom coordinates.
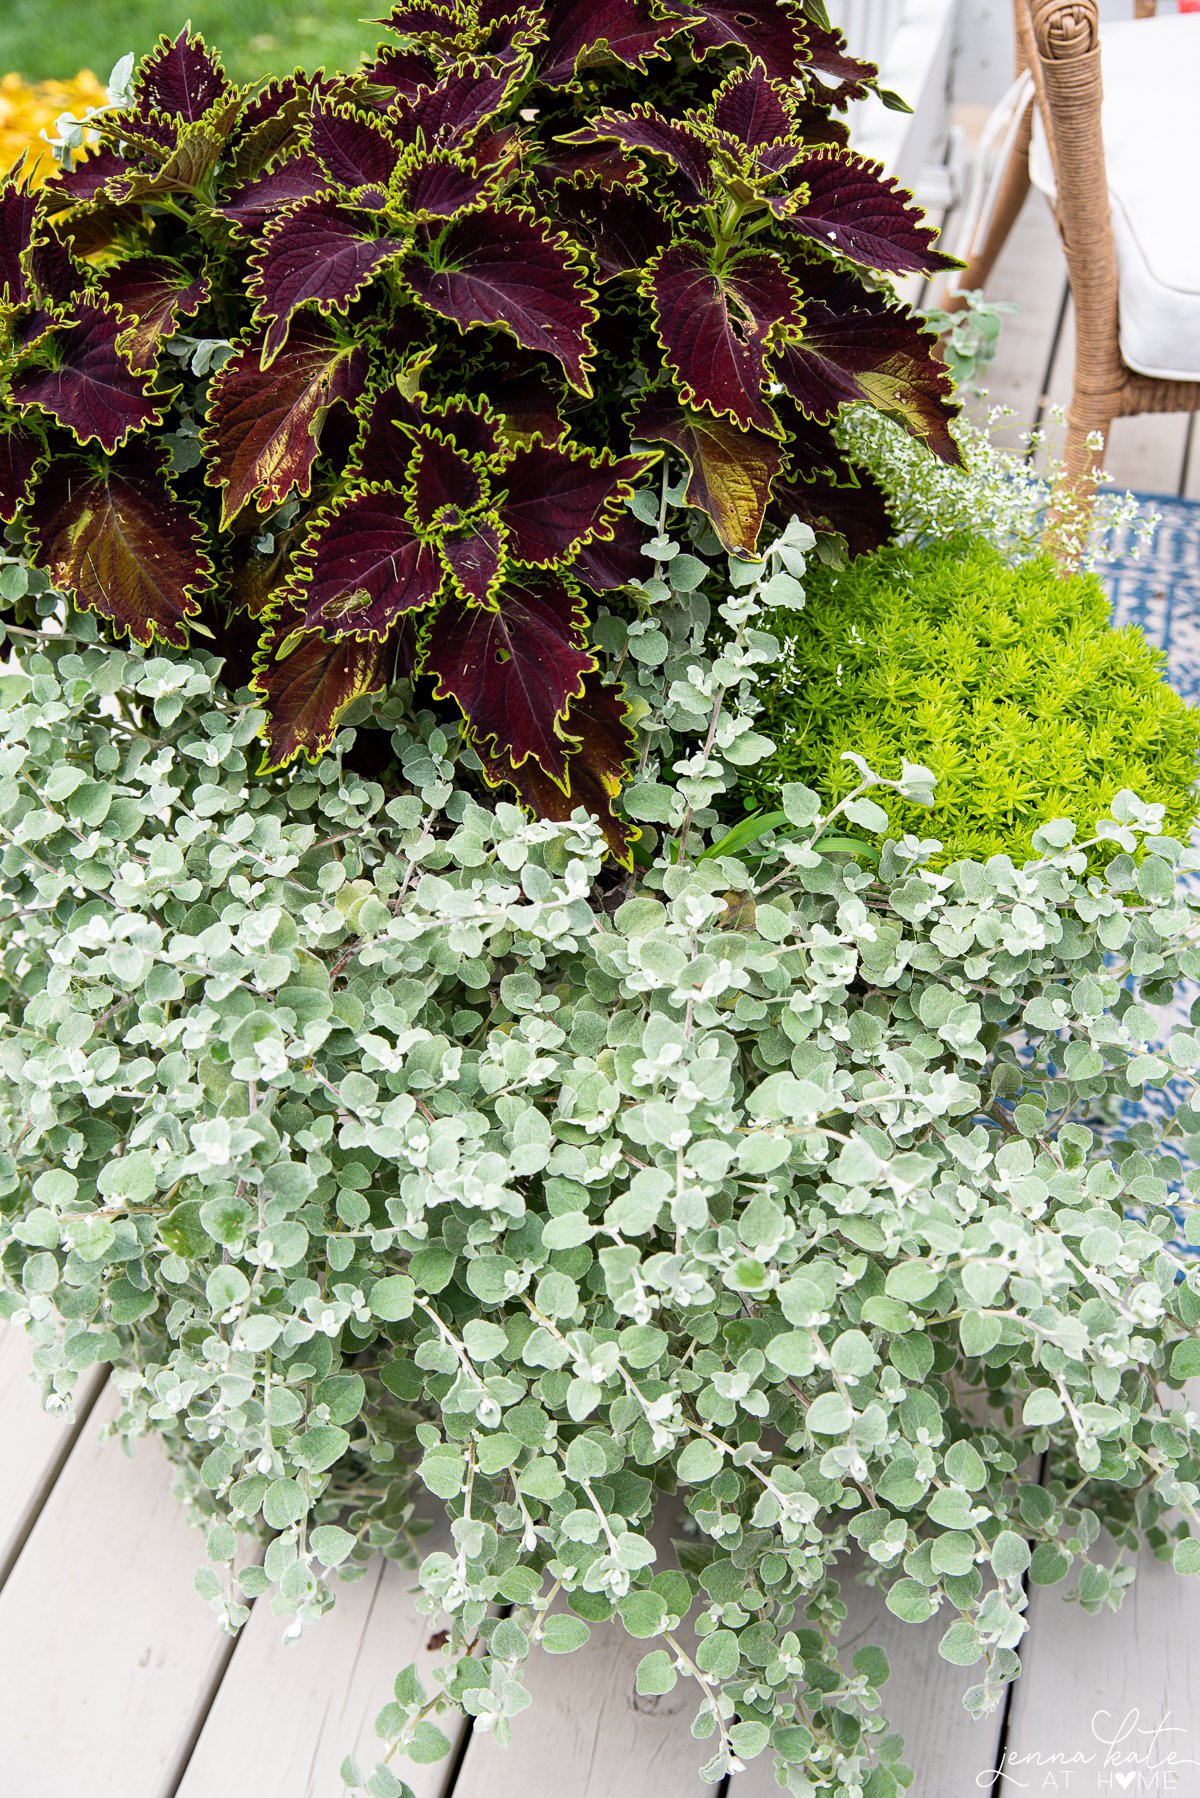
(736, 1558, 1008, 1796)
(0, 1325, 105, 1584)
(450, 1598, 711, 1798)
(177, 1552, 463, 1798)
(1004, 1540, 1200, 1788)
(0, 1382, 236, 1798)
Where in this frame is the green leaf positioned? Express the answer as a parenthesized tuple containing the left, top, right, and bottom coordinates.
(311, 1524, 357, 1566)
(635, 1649, 677, 1696)
(618, 1589, 668, 1638)
(676, 1437, 724, 1482)
(938, 1620, 983, 1666)
(541, 1612, 592, 1654)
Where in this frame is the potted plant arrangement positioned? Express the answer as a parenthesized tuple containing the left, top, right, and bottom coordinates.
(5, 8, 1200, 1796)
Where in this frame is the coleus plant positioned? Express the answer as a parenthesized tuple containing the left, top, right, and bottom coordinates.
(0, 3, 959, 853)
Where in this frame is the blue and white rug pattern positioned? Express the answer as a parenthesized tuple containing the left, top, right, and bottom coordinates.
(1100, 493, 1200, 1255)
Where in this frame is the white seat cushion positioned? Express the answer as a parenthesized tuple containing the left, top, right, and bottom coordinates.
(1029, 15, 1200, 383)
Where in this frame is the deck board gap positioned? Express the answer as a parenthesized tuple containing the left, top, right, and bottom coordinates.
(0, 1364, 108, 1595)
(161, 1620, 253, 1798)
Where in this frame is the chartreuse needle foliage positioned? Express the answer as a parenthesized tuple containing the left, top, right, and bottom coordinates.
(9, 504, 1200, 1798)
(0, 6, 959, 850)
(747, 537, 1200, 865)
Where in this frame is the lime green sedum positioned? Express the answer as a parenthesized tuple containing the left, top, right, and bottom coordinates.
(748, 538, 1200, 864)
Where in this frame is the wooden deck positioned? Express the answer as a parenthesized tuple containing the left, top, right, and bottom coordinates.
(4, 186, 1200, 1798)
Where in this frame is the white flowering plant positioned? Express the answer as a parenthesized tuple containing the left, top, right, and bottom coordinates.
(4, 491, 1200, 1798)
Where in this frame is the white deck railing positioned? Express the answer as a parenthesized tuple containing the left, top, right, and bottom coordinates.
(838, 0, 957, 191)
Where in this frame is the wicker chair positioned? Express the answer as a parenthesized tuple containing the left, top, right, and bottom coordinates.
(949, 0, 1200, 521)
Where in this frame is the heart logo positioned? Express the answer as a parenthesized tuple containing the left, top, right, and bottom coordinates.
(1114, 1775, 1138, 1791)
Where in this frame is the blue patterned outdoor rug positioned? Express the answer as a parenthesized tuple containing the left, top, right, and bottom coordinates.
(1107, 493, 1200, 682)
(1102, 492, 1200, 1253)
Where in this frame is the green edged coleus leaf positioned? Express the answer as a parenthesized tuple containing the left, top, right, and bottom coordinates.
(780, 148, 958, 276)
(132, 26, 233, 123)
(423, 573, 594, 785)
(495, 439, 658, 565)
(306, 101, 402, 205)
(402, 203, 597, 394)
(9, 300, 167, 453)
(478, 667, 640, 864)
(286, 484, 444, 639)
(0, 181, 39, 307)
(390, 57, 524, 147)
(204, 317, 369, 525)
(25, 447, 212, 646)
(405, 428, 486, 527)
(216, 151, 325, 235)
(536, 0, 693, 86)
(0, 420, 44, 523)
(772, 265, 960, 464)
(643, 243, 801, 435)
(253, 624, 394, 770)
(249, 196, 409, 362)
(631, 394, 782, 556)
(100, 256, 209, 372)
(566, 106, 714, 205)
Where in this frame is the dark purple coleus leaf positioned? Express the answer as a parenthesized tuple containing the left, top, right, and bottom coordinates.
(712, 60, 792, 148)
(25, 448, 211, 646)
(42, 148, 129, 207)
(548, 181, 668, 282)
(424, 574, 594, 784)
(631, 394, 782, 556)
(565, 509, 648, 591)
(0, 183, 38, 305)
(406, 430, 485, 526)
(10, 300, 165, 453)
(441, 514, 506, 604)
(254, 625, 393, 771)
(0, 422, 42, 523)
(535, 142, 644, 190)
(397, 150, 501, 220)
(359, 45, 440, 98)
(644, 243, 800, 435)
(205, 317, 368, 526)
(684, 0, 809, 82)
(478, 669, 637, 862)
(227, 77, 311, 182)
(538, 0, 693, 85)
(215, 152, 325, 233)
(768, 465, 892, 558)
(800, 16, 879, 106)
(288, 486, 444, 638)
(250, 198, 407, 361)
(356, 386, 424, 487)
(133, 28, 232, 123)
(569, 107, 713, 205)
(421, 395, 503, 462)
(781, 149, 957, 275)
(23, 213, 86, 310)
(379, 1, 467, 38)
(307, 102, 401, 202)
(772, 266, 960, 463)
(496, 440, 656, 565)
(100, 256, 209, 371)
(403, 203, 596, 393)
(393, 60, 521, 146)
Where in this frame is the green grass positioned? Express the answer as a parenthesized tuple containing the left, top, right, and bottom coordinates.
(0, 2, 385, 85)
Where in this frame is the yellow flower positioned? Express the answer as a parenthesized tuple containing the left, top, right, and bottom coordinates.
(0, 69, 107, 185)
